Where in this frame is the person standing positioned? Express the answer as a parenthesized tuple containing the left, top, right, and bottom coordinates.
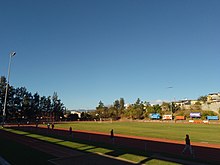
(110, 129, 114, 143)
(182, 134, 193, 156)
(69, 127, 73, 136)
(52, 123, 54, 130)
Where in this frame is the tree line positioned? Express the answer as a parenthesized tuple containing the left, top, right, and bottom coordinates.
(80, 97, 217, 121)
(79, 98, 180, 121)
(0, 76, 65, 123)
(2, 73, 216, 123)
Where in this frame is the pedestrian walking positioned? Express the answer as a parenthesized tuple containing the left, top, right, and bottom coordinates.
(182, 134, 194, 157)
(69, 126, 73, 135)
(110, 129, 114, 143)
(52, 123, 54, 130)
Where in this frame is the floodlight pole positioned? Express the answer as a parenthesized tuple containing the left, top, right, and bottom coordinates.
(168, 87, 173, 120)
(170, 101, 173, 120)
(2, 52, 16, 127)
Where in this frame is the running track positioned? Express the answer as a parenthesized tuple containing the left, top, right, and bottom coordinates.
(2, 125, 220, 164)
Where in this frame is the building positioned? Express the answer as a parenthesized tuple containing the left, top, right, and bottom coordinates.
(70, 110, 81, 118)
(207, 93, 220, 103)
(174, 93, 220, 113)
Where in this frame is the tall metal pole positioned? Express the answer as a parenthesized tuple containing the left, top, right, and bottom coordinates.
(168, 86, 173, 120)
(170, 101, 173, 120)
(2, 52, 16, 126)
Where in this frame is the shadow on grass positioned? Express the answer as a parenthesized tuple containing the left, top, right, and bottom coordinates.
(2, 126, 218, 165)
(0, 131, 54, 165)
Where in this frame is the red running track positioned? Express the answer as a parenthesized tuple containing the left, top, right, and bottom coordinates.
(5, 125, 220, 164)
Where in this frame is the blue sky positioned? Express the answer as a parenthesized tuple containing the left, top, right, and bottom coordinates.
(0, 0, 220, 109)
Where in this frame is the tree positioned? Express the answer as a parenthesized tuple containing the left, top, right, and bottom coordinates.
(81, 112, 92, 121)
(40, 96, 47, 114)
(113, 99, 120, 118)
(0, 75, 66, 123)
(52, 92, 64, 121)
(21, 92, 34, 120)
(170, 102, 180, 113)
(96, 101, 108, 119)
(123, 105, 133, 119)
(68, 114, 79, 121)
(97, 100, 104, 109)
(119, 98, 125, 116)
(0, 76, 6, 84)
(108, 106, 118, 119)
(201, 110, 218, 120)
(153, 104, 162, 113)
(33, 92, 40, 118)
(198, 96, 207, 103)
(119, 98, 125, 110)
(135, 98, 141, 105)
(133, 106, 144, 119)
(114, 100, 120, 110)
(4, 85, 13, 120)
(14, 87, 28, 120)
(123, 98, 145, 119)
(146, 104, 162, 114)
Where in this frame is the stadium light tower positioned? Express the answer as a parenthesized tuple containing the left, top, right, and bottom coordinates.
(2, 51, 16, 127)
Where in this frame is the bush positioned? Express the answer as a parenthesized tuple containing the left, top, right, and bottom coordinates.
(201, 110, 218, 120)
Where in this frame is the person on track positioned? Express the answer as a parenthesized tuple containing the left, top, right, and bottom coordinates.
(182, 134, 194, 157)
(110, 129, 114, 143)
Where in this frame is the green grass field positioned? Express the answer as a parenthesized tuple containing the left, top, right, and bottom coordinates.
(54, 121, 220, 144)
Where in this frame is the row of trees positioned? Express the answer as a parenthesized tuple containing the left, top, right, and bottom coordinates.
(82, 97, 217, 121)
(2, 72, 216, 122)
(0, 76, 65, 123)
(90, 98, 180, 120)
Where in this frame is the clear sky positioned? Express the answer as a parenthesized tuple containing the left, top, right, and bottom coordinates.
(0, 0, 220, 110)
